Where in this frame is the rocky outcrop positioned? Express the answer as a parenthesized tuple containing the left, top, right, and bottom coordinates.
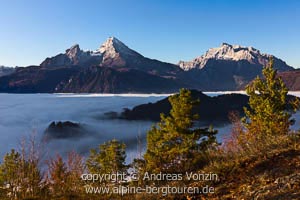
(43, 121, 87, 141)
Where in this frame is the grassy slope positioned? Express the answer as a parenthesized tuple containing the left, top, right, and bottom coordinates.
(189, 134, 300, 200)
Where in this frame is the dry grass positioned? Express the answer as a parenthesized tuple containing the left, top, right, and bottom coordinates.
(189, 116, 300, 200)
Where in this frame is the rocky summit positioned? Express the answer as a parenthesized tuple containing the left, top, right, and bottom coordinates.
(178, 43, 293, 71)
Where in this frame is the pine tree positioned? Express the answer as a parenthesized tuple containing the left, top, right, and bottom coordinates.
(86, 139, 128, 181)
(243, 58, 299, 137)
(0, 149, 21, 199)
(0, 136, 45, 200)
(144, 89, 217, 174)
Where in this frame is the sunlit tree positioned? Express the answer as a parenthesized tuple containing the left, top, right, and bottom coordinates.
(0, 149, 21, 199)
(144, 89, 218, 174)
(86, 139, 128, 181)
(0, 136, 44, 200)
(243, 57, 300, 137)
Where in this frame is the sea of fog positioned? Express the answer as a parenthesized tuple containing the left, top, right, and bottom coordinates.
(0, 92, 300, 163)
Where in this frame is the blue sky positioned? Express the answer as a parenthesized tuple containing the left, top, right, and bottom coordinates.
(0, 0, 299, 67)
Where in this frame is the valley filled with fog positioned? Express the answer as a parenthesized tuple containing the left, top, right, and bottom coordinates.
(0, 92, 299, 163)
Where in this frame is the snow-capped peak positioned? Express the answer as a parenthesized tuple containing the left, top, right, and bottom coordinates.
(97, 37, 141, 58)
(98, 37, 119, 58)
(178, 43, 271, 71)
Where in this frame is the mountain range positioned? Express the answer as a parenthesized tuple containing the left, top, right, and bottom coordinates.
(0, 37, 298, 93)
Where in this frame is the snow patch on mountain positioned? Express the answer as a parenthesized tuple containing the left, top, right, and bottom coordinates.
(98, 37, 142, 58)
(178, 43, 272, 71)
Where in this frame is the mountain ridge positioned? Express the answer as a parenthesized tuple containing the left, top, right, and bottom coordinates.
(178, 43, 293, 71)
(0, 37, 299, 93)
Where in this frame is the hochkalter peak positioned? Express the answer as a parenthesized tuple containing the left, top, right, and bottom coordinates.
(178, 43, 273, 71)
